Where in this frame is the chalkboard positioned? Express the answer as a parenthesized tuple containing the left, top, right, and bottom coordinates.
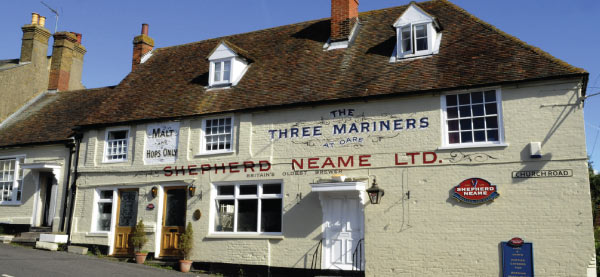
(502, 242, 533, 277)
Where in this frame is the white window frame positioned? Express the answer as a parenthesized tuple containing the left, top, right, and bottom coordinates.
(210, 58, 233, 86)
(90, 188, 117, 233)
(199, 115, 235, 155)
(209, 181, 283, 236)
(103, 127, 130, 163)
(397, 22, 433, 59)
(0, 156, 25, 205)
(440, 88, 507, 149)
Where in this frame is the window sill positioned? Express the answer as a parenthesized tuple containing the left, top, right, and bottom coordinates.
(195, 150, 235, 157)
(85, 232, 109, 237)
(102, 159, 128, 164)
(437, 143, 508, 150)
(206, 233, 284, 240)
(0, 202, 22, 206)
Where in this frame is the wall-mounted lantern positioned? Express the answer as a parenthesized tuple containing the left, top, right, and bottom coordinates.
(366, 178, 385, 204)
(188, 184, 196, 197)
(150, 186, 158, 198)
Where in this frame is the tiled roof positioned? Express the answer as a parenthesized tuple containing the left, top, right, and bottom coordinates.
(0, 87, 115, 148)
(0, 0, 588, 148)
(80, 0, 586, 127)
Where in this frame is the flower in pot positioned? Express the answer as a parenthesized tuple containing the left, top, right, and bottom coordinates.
(131, 219, 149, 264)
(179, 222, 194, 272)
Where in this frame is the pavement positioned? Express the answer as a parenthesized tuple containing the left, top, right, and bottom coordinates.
(0, 243, 210, 277)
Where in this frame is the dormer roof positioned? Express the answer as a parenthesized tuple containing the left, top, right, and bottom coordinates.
(393, 2, 442, 31)
(207, 40, 254, 62)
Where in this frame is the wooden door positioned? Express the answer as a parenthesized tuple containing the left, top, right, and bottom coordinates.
(160, 186, 187, 257)
(113, 189, 139, 256)
(323, 195, 363, 270)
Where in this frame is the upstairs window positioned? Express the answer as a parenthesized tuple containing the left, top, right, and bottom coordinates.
(212, 59, 231, 84)
(104, 128, 129, 162)
(392, 3, 442, 61)
(441, 89, 504, 147)
(201, 116, 234, 154)
(0, 157, 24, 205)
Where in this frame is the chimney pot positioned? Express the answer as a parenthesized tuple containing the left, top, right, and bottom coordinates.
(39, 16, 46, 27)
(141, 23, 149, 35)
(31, 13, 40, 25)
(75, 33, 82, 44)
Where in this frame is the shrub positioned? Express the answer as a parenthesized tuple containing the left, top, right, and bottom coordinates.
(180, 222, 194, 260)
(131, 220, 148, 253)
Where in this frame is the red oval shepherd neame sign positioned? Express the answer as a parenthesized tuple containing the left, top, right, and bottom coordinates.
(452, 178, 499, 204)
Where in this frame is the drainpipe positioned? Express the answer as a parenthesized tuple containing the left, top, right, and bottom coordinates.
(60, 140, 75, 232)
(66, 131, 83, 246)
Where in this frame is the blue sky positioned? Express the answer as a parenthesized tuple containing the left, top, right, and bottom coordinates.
(1, 0, 599, 171)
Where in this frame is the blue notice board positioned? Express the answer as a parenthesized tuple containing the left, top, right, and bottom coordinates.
(502, 242, 533, 277)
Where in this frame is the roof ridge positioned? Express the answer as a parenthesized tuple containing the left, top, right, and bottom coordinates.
(439, 0, 586, 74)
(155, 1, 433, 52)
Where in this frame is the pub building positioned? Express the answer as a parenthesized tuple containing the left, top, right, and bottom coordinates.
(1, 0, 595, 276)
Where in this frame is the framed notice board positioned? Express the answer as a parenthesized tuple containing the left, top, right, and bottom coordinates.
(502, 240, 533, 277)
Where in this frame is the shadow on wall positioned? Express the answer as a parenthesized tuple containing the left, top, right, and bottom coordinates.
(283, 191, 326, 269)
(512, 146, 553, 184)
(283, 191, 322, 238)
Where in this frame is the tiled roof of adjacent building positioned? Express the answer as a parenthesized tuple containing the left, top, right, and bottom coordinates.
(79, 0, 586, 127)
(0, 87, 115, 148)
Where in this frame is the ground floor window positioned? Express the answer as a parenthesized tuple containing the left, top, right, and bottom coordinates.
(94, 189, 114, 232)
(212, 182, 282, 234)
(0, 157, 24, 204)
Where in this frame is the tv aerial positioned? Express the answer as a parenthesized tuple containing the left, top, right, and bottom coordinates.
(40, 1, 60, 33)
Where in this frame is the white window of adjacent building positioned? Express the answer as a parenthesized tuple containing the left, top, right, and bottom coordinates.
(92, 189, 115, 232)
(392, 3, 442, 61)
(441, 89, 505, 147)
(212, 59, 232, 85)
(211, 182, 283, 234)
(0, 157, 24, 205)
(200, 116, 234, 154)
(104, 128, 129, 162)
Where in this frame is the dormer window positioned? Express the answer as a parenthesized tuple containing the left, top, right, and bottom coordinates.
(213, 59, 231, 84)
(391, 3, 442, 61)
(208, 41, 251, 87)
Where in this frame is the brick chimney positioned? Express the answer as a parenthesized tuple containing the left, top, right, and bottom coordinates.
(132, 23, 154, 71)
(20, 13, 51, 64)
(69, 33, 87, 90)
(48, 32, 78, 91)
(330, 0, 359, 42)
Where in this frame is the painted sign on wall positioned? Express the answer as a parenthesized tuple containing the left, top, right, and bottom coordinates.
(512, 169, 572, 178)
(502, 238, 533, 277)
(268, 108, 429, 148)
(452, 178, 499, 204)
(145, 122, 180, 165)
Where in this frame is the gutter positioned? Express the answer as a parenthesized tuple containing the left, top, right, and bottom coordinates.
(75, 73, 589, 130)
(60, 140, 75, 232)
(66, 131, 83, 246)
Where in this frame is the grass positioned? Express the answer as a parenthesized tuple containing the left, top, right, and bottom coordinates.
(143, 262, 174, 271)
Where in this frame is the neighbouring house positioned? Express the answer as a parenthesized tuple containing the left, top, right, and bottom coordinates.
(0, 13, 88, 234)
(1, 0, 595, 276)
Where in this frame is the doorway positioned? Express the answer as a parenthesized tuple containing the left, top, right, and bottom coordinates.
(321, 192, 364, 270)
(37, 172, 57, 227)
(160, 186, 187, 257)
(113, 188, 139, 256)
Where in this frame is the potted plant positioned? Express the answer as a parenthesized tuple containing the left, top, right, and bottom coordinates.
(179, 222, 194, 272)
(131, 219, 149, 264)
